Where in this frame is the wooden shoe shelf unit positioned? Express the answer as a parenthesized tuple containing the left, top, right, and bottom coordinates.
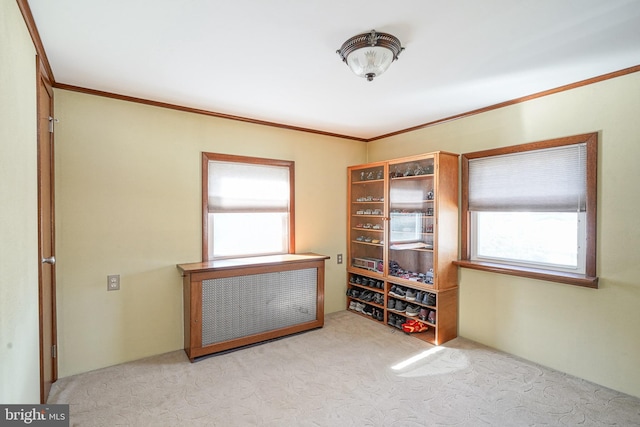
(346, 152, 459, 345)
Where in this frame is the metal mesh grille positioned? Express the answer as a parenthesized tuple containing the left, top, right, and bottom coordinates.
(201, 268, 317, 346)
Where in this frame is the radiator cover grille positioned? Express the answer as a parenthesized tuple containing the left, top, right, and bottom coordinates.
(201, 268, 317, 346)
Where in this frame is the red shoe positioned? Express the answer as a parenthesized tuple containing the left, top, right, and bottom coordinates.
(402, 319, 428, 333)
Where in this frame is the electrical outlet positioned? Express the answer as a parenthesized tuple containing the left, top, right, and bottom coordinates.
(337, 254, 343, 264)
(107, 274, 120, 291)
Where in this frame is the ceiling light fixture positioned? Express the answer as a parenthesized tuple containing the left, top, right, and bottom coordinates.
(337, 29, 404, 81)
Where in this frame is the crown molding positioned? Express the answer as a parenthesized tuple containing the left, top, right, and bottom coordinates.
(371, 64, 640, 141)
(52, 83, 369, 142)
(56, 64, 640, 143)
(16, 0, 55, 82)
(16, 0, 639, 142)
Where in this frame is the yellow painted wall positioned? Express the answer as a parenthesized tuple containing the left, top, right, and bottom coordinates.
(367, 71, 640, 398)
(54, 90, 366, 377)
(0, 0, 40, 403)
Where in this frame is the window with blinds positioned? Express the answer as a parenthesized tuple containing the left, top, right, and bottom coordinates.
(460, 133, 598, 286)
(202, 153, 295, 260)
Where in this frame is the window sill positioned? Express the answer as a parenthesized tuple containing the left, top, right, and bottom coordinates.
(453, 260, 598, 289)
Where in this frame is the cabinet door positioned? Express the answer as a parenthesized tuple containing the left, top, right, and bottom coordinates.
(387, 156, 436, 285)
(348, 163, 386, 276)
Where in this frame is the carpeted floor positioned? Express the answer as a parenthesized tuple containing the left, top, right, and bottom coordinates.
(48, 311, 640, 426)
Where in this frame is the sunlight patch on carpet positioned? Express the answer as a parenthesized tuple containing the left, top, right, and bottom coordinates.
(392, 347, 469, 377)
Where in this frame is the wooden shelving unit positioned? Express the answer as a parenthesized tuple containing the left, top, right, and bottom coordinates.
(346, 152, 459, 345)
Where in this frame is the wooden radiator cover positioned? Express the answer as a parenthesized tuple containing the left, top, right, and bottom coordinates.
(178, 253, 328, 361)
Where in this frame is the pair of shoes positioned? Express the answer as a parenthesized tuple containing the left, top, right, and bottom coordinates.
(362, 305, 374, 316)
(346, 288, 361, 298)
(405, 289, 417, 301)
(388, 313, 405, 329)
(422, 292, 436, 306)
(389, 285, 406, 298)
(349, 301, 357, 310)
(353, 302, 365, 312)
(372, 293, 384, 305)
(354, 276, 384, 289)
(360, 290, 374, 302)
(402, 319, 428, 333)
(405, 304, 420, 317)
(427, 310, 436, 324)
(372, 308, 384, 321)
(367, 278, 384, 289)
(391, 299, 407, 313)
(387, 313, 396, 327)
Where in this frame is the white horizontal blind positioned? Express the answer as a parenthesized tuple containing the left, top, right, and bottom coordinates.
(208, 161, 290, 213)
(468, 143, 587, 212)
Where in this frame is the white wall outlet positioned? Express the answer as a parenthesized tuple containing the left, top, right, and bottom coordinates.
(107, 274, 120, 291)
(337, 254, 343, 264)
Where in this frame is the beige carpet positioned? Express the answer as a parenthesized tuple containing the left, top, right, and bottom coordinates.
(48, 311, 640, 426)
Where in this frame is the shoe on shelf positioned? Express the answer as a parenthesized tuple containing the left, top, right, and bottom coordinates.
(394, 315, 405, 329)
(426, 293, 436, 306)
(405, 289, 417, 301)
(349, 301, 357, 310)
(419, 307, 428, 321)
(355, 302, 365, 312)
(389, 286, 406, 298)
(427, 310, 436, 324)
(422, 292, 436, 306)
(362, 305, 374, 316)
(387, 299, 396, 310)
(402, 319, 428, 333)
(394, 300, 407, 313)
(388, 313, 397, 327)
(405, 304, 420, 317)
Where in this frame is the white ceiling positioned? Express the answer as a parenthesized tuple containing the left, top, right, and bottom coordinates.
(27, 0, 640, 140)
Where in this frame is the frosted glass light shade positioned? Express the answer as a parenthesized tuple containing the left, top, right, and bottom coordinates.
(337, 30, 404, 81)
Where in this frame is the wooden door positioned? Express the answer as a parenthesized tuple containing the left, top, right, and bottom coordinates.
(37, 60, 57, 403)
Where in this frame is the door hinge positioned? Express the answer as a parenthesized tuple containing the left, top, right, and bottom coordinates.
(48, 116, 58, 133)
(51, 344, 57, 359)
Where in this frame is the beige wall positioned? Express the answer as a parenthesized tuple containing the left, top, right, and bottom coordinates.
(368, 71, 640, 398)
(0, 0, 41, 403)
(54, 90, 366, 377)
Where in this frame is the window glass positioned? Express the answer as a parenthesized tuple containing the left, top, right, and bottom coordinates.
(472, 211, 585, 273)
